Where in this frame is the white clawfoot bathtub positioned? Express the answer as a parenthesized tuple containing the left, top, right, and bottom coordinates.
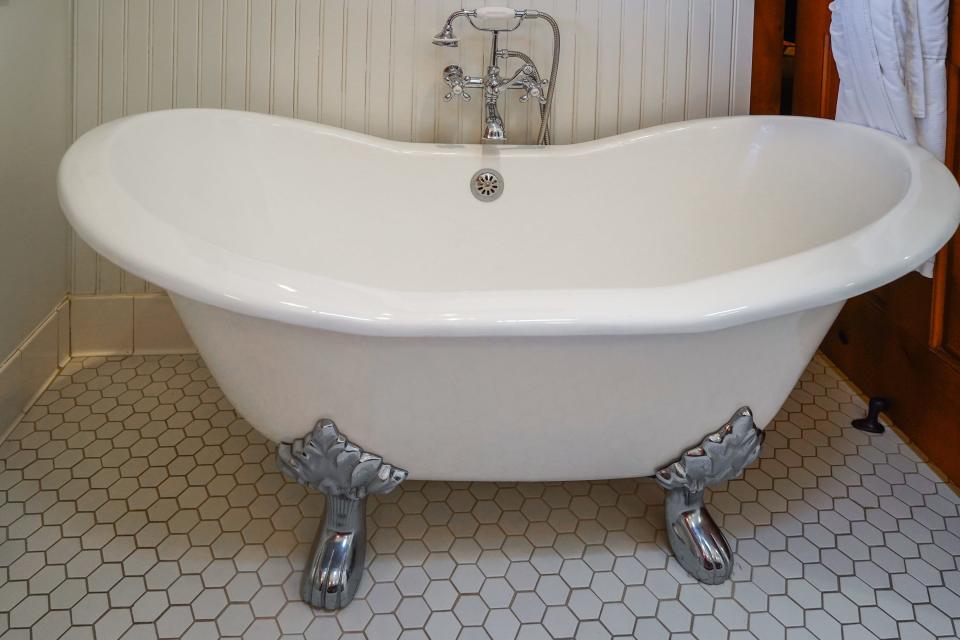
(59, 109, 959, 601)
(59, 109, 958, 481)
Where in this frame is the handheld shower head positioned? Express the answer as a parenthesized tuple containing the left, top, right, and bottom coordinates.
(432, 23, 459, 47)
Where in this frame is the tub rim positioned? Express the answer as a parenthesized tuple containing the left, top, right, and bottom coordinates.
(58, 110, 960, 338)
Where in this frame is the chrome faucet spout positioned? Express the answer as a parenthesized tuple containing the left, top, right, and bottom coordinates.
(482, 99, 506, 143)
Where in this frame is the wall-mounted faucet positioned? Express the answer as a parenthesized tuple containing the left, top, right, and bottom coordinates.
(432, 7, 560, 145)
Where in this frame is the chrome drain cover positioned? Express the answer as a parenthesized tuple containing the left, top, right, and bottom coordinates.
(470, 169, 504, 202)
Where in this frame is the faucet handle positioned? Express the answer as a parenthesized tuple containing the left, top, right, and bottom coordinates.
(444, 85, 472, 103)
(518, 78, 548, 105)
(442, 65, 472, 103)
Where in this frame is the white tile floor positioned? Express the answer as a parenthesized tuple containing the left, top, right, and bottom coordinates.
(0, 354, 958, 640)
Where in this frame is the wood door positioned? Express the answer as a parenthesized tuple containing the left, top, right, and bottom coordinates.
(773, 1, 960, 483)
(791, 0, 839, 118)
(750, 0, 787, 115)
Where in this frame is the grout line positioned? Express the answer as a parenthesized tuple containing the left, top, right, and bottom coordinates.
(130, 292, 137, 356)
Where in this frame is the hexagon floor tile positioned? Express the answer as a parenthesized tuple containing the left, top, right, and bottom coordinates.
(0, 353, 959, 640)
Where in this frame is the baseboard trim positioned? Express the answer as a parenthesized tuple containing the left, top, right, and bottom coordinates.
(0, 297, 70, 444)
(71, 293, 197, 357)
(1, 292, 197, 444)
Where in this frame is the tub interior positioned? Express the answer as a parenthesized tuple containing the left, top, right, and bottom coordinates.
(109, 113, 911, 292)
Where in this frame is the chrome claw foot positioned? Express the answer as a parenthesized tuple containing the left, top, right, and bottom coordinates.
(655, 407, 763, 584)
(300, 494, 366, 609)
(660, 487, 733, 584)
(278, 419, 407, 610)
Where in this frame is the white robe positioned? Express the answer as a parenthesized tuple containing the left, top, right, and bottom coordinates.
(829, 0, 949, 277)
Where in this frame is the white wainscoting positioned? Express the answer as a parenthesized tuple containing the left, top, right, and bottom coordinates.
(70, 0, 754, 294)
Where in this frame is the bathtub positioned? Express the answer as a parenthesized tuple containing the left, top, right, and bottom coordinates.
(59, 109, 960, 604)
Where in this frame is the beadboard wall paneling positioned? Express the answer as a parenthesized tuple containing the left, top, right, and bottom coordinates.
(70, 0, 755, 294)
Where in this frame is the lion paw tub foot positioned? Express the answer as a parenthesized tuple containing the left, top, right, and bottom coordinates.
(277, 419, 407, 610)
(655, 407, 763, 584)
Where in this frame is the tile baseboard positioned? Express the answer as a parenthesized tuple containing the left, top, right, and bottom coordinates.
(71, 293, 196, 357)
(0, 297, 70, 442)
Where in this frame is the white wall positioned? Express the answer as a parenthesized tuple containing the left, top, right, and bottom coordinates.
(69, 0, 754, 295)
(0, 0, 73, 358)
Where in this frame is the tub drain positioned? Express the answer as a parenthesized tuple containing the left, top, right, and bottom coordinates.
(470, 169, 504, 202)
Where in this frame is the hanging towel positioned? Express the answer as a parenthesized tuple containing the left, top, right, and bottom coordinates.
(829, 0, 949, 277)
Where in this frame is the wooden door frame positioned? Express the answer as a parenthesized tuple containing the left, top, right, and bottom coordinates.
(931, 3, 960, 353)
